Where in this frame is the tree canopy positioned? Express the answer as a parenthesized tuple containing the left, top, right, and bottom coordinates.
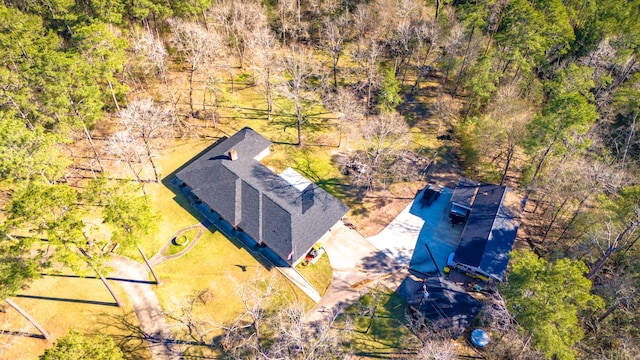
(502, 250, 604, 359)
(40, 330, 124, 360)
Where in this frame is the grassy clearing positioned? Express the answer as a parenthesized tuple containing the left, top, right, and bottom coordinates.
(127, 139, 216, 260)
(295, 254, 333, 296)
(153, 227, 316, 355)
(0, 274, 147, 360)
(340, 287, 417, 357)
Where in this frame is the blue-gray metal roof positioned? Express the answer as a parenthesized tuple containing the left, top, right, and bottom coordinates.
(450, 177, 479, 210)
(453, 185, 521, 281)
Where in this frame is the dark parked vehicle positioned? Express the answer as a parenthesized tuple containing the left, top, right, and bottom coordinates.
(420, 184, 441, 207)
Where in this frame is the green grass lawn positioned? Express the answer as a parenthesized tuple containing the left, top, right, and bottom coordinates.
(296, 254, 333, 296)
(154, 230, 269, 323)
(152, 226, 317, 356)
(1, 273, 148, 360)
(340, 287, 419, 358)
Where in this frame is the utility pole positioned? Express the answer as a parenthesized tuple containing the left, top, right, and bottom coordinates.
(425, 243, 440, 274)
(138, 245, 161, 285)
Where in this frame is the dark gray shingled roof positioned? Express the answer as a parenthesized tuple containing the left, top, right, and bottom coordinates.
(453, 184, 521, 281)
(174, 127, 349, 263)
(398, 275, 482, 339)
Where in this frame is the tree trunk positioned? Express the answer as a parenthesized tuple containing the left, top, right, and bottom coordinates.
(540, 197, 570, 244)
(266, 68, 272, 121)
(365, 304, 377, 334)
(500, 145, 514, 186)
(621, 113, 637, 165)
(189, 66, 196, 116)
(229, 69, 235, 94)
(296, 108, 302, 146)
(83, 123, 104, 177)
(142, 135, 160, 183)
(97, 271, 123, 308)
(5, 298, 51, 341)
(530, 140, 556, 190)
(333, 56, 339, 88)
(200, 5, 208, 31)
(452, 26, 476, 98)
(597, 303, 619, 324)
(138, 244, 161, 285)
(558, 195, 589, 242)
(108, 80, 121, 112)
(587, 223, 634, 280)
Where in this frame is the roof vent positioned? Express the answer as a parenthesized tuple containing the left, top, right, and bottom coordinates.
(229, 149, 238, 161)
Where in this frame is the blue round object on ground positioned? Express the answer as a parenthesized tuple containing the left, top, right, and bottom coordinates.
(471, 329, 489, 347)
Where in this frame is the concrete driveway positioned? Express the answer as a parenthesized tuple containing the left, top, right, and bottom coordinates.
(306, 187, 462, 324)
(305, 222, 406, 323)
(367, 187, 462, 275)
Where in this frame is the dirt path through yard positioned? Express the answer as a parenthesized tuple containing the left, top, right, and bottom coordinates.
(109, 256, 183, 360)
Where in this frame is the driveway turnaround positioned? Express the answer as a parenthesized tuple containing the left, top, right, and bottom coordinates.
(305, 223, 406, 324)
(367, 187, 462, 275)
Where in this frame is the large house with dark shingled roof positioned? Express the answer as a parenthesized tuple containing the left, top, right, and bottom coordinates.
(172, 127, 349, 265)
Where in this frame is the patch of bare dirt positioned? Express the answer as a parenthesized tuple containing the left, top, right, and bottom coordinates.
(348, 166, 462, 237)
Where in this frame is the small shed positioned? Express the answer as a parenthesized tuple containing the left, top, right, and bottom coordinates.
(449, 178, 479, 223)
(398, 274, 483, 339)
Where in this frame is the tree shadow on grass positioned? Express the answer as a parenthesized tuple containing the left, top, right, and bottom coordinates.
(338, 290, 415, 358)
(14, 294, 118, 307)
(95, 311, 219, 359)
(94, 311, 153, 360)
(42, 273, 156, 285)
(0, 330, 46, 340)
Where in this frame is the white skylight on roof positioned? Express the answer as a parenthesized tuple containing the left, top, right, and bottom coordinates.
(279, 167, 312, 191)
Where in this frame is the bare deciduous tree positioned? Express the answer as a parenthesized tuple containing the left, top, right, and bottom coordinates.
(107, 130, 144, 183)
(249, 27, 280, 121)
(169, 18, 223, 116)
(325, 87, 364, 148)
(209, 0, 268, 69)
(132, 27, 168, 79)
(585, 211, 639, 280)
(278, 46, 318, 146)
(404, 311, 456, 360)
(219, 275, 279, 357)
(482, 84, 534, 185)
(321, 15, 348, 88)
(352, 37, 382, 109)
(118, 99, 174, 183)
(276, 0, 306, 44)
(269, 303, 351, 360)
(350, 112, 410, 190)
(193, 275, 353, 359)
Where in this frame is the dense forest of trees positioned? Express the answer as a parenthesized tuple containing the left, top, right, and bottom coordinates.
(1, 0, 639, 358)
